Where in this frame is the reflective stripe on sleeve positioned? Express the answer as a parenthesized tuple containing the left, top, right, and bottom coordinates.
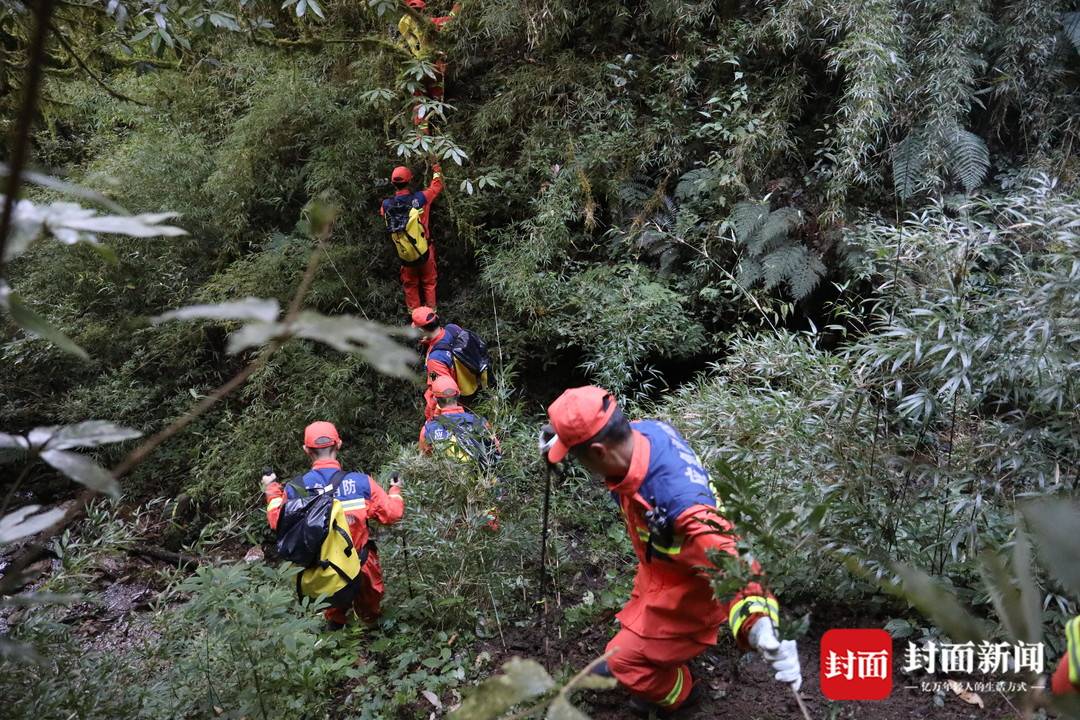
(728, 595, 780, 639)
(266, 497, 284, 511)
(1067, 616, 1080, 685)
(635, 527, 682, 556)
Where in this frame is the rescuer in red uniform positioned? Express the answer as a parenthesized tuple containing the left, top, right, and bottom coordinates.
(540, 386, 802, 715)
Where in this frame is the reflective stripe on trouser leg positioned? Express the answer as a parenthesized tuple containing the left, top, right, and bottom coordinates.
(605, 629, 700, 709)
(659, 665, 691, 707)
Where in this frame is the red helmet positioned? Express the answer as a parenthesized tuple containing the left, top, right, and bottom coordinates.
(406, 0, 426, 8)
(304, 421, 341, 449)
(411, 306, 438, 328)
(431, 376, 460, 399)
(391, 166, 413, 184)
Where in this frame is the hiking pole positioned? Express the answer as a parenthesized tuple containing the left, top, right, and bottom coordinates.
(791, 687, 813, 720)
(391, 472, 414, 599)
(538, 462, 553, 607)
(536, 426, 560, 610)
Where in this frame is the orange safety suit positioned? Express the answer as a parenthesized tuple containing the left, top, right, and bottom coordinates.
(380, 167, 444, 311)
(398, 4, 460, 132)
(418, 325, 458, 420)
(1052, 616, 1080, 696)
(264, 457, 404, 625)
(603, 421, 778, 711)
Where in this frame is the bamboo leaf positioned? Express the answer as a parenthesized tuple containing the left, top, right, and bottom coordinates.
(1, 283, 89, 360)
(0, 505, 67, 543)
(40, 449, 120, 498)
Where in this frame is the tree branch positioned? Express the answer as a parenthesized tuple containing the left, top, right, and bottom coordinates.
(50, 23, 150, 107)
(0, 0, 57, 271)
(0, 247, 326, 595)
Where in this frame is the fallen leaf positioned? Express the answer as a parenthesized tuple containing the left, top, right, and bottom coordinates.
(947, 680, 984, 708)
(243, 546, 264, 563)
(422, 690, 443, 710)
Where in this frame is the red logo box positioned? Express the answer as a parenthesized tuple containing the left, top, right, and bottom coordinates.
(819, 629, 893, 700)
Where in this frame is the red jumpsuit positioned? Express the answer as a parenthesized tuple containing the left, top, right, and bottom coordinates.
(380, 167, 443, 311)
(264, 457, 404, 625)
(604, 427, 777, 710)
(399, 6, 460, 132)
(419, 326, 456, 421)
(1052, 616, 1079, 696)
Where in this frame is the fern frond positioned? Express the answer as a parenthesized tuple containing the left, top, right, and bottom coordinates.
(730, 200, 769, 245)
(789, 249, 827, 300)
(761, 244, 804, 292)
(947, 128, 990, 193)
(760, 244, 826, 300)
(736, 257, 764, 288)
(892, 131, 927, 202)
(749, 207, 802, 256)
(618, 179, 651, 206)
(675, 168, 715, 202)
(1064, 12, 1080, 54)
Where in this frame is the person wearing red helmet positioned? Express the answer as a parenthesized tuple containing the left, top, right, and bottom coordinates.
(261, 421, 405, 629)
(398, 0, 461, 133)
(539, 387, 802, 716)
(411, 306, 470, 420)
(381, 163, 444, 312)
(419, 376, 502, 531)
(419, 376, 501, 465)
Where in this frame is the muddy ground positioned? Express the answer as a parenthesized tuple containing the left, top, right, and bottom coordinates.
(484, 609, 1049, 720)
(2, 535, 1061, 720)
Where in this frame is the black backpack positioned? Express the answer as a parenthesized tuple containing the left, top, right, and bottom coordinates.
(275, 470, 352, 567)
(384, 196, 411, 234)
(450, 329, 491, 382)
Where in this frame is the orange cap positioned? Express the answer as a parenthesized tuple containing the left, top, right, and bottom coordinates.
(431, 376, 460, 398)
(545, 386, 617, 463)
(411, 306, 438, 328)
(304, 421, 341, 449)
(391, 166, 413, 184)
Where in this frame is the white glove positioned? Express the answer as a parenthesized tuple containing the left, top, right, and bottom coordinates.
(748, 618, 802, 692)
(538, 424, 559, 462)
(261, 471, 277, 489)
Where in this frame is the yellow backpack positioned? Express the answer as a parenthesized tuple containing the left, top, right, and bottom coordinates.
(276, 471, 366, 608)
(385, 196, 430, 265)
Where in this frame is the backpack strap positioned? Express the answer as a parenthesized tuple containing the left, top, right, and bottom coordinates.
(286, 475, 308, 498)
(326, 471, 354, 557)
(320, 469, 349, 495)
(332, 520, 354, 557)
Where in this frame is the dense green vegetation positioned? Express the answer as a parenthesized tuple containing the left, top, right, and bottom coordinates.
(2, 0, 1079, 718)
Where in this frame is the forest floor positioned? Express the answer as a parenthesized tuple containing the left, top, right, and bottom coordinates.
(1, 519, 1050, 720)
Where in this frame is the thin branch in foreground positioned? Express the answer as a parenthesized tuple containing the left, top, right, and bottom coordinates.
(0, 247, 326, 595)
(50, 23, 150, 107)
(0, 0, 57, 269)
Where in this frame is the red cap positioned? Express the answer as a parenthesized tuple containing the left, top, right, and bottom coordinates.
(431, 376, 460, 398)
(406, 0, 426, 8)
(304, 421, 341, 449)
(545, 386, 617, 463)
(391, 166, 413, 184)
(411, 306, 437, 328)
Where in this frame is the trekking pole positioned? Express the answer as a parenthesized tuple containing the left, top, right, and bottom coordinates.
(791, 687, 813, 720)
(538, 462, 553, 608)
(391, 472, 414, 599)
